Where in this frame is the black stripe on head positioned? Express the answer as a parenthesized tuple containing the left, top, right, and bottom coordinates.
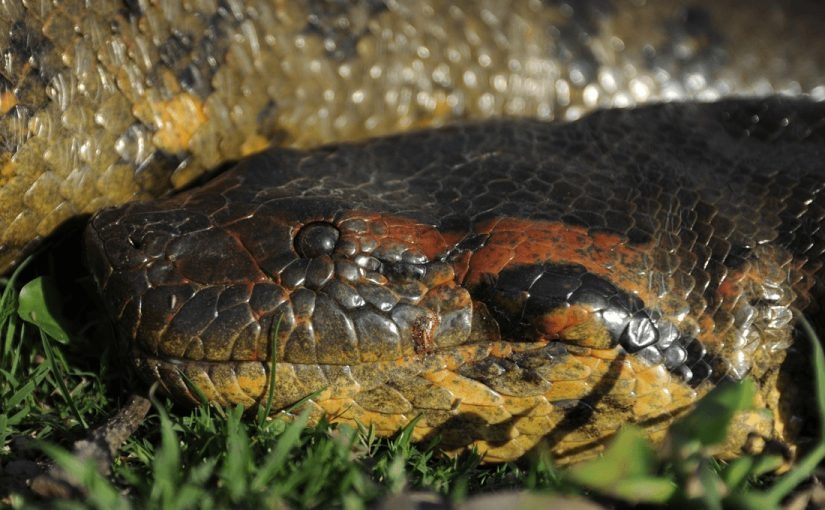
(472, 262, 719, 387)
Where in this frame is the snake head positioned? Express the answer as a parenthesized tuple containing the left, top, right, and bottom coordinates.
(83, 160, 496, 411)
(84, 104, 825, 463)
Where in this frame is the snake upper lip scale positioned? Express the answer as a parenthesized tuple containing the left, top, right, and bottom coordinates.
(85, 99, 825, 464)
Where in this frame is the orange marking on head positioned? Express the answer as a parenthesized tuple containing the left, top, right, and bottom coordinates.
(539, 304, 590, 336)
(463, 218, 658, 307)
(466, 243, 517, 281)
(538, 304, 615, 349)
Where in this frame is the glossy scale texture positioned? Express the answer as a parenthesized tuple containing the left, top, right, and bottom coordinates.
(87, 99, 825, 462)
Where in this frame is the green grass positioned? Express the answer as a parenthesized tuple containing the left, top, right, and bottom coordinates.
(1, 241, 824, 509)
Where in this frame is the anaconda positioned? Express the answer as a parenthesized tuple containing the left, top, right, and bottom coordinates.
(2, 1, 824, 463)
(86, 98, 825, 463)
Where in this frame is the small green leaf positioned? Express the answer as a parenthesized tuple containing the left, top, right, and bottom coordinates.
(669, 378, 756, 448)
(568, 426, 655, 483)
(17, 276, 70, 343)
(748, 454, 784, 478)
(696, 462, 724, 510)
(566, 426, 670, 503)
(725, 492, 781, 510)
(610, 476, 677, 503)
(4, 376, 37, 409)
(721, 457, 754, 490)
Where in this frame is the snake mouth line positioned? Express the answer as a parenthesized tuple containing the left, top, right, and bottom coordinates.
(133, 339, 732, 465)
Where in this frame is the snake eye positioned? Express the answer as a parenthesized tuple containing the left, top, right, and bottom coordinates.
(294, 222, 340, 258)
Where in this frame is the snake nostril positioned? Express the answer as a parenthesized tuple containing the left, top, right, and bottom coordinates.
(294, 221, 340, 258)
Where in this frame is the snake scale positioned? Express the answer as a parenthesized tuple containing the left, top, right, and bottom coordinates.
(3, 0, 825, 463)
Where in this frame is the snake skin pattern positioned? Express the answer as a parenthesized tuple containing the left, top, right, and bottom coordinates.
(86, 98, 825, 462)
(3, 1, 825, 462)
(1, 0, 825, 270)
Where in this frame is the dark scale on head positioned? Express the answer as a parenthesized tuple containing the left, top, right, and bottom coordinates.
(474, 262, 716, 387)
(381, 259, 428, 280)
